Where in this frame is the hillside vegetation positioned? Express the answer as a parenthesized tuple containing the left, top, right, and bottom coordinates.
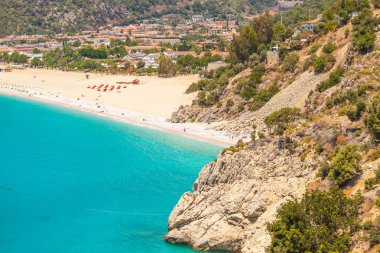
(172, 0, 376, 127)
(0, 0, 276, 37)
(0, 0, 128, 36)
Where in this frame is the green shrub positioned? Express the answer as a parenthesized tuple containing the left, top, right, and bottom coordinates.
(369, 149, 380, 162)
(303, 55, 316, 71)
(319, 160, 331, 178)
(327, 85, 370, 109)
(250, 71, 263, 85)
(232, 63, 245, 74)
(329, 66, 344, 83)
(217, 74, 229, 87)
(267, 188, 362, 253)
(369, 221, 380, 246)
(226, 99, 234, 108)
(322, 42, 337, 54)
(352, 8, 377, 54)
(346, 106, 358, 121)
(328, 144, 361, 186)
(345, 28, 350, 38)
(317, 80, 331, 92)
(309, 43, 320, 55)
(240, 86, 256, 100)
(376, 166, 380, 181)
(237, 65, 266, 100)
(365, 178, 377, 190)
(264, 107, 301, 135)
(251, 64, 265, 84)
(282, 52, 300, 73)
(204, 81, 217, 92)
(316, 66, 345, 92)
(197, 91, 218, 107)
(222, 141, 246, 154)
(258, 132, 265, 139)
(346, 100, 366, 122)
(253, 85, 279, 103)
(186, 79, 213, 93)
(313, 54, 336, 73)
(353, 31, 376, 53)
(365, 96, 380, 141)
(248, 100, 266, 111)
(247, 85, 279, 111)
(376, 197, 380, 209)
(333, 90, 357, 105)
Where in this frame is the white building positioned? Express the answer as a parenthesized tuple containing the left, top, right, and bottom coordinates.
(142, 53, 160, 68)
(192, 15, 204, 23)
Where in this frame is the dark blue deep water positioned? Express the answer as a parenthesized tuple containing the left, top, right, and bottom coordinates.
(0, 95, 221, 253)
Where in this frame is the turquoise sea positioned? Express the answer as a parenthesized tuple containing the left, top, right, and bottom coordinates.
(0, 95, 221, 253)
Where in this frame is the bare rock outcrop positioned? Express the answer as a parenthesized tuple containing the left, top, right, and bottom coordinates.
(164, 141, 317, 252)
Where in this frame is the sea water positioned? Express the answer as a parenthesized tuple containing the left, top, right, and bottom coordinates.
(0, 95, 221, 253)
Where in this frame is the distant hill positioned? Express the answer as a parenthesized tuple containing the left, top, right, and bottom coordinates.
(0, 0, 276, 37)
(0, 0, 127, 36)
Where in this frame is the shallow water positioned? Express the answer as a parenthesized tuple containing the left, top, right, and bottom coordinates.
(0, 95, 221, 253)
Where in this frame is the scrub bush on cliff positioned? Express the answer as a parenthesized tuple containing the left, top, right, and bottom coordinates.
(365, 96, 380, 141)
(282, 53, 300, 73)
(316, 66, 345, 92)
(322, 42, 337, 54)
(264, 108, 301, 136)
(352, 8, 377, 54)
(327, 144, 362, 186)
(267, 188, 362, 253)
(313, 54, 336, 73)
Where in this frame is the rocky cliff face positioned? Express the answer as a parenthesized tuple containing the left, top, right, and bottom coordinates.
(164, 141, 317, 252)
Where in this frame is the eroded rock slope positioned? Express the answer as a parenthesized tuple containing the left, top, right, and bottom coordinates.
(164, 141, 316, 252)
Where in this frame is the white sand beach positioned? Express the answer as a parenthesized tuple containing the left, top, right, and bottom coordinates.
(0, 68, 237, 146)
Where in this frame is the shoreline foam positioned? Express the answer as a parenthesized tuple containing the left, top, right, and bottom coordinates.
(0, 86, 236, 147)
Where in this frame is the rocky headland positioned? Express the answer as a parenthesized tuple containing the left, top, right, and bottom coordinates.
(165, 4, 380, 253)
(164, 141, 317, 252)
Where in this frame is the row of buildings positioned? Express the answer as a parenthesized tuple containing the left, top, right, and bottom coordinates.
(0, 15, 237, 69)
(0, 14, 239, 56)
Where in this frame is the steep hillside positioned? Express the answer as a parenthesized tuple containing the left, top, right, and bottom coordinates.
(166, 29, 380, 253)
(165, 2, 380, 253)
(165, 23, 355, 253)
(172, 23, 352, 140)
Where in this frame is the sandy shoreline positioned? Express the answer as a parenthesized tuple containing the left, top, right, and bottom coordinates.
(0, 68, 198, 118)
(0, 69, 236, 147)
